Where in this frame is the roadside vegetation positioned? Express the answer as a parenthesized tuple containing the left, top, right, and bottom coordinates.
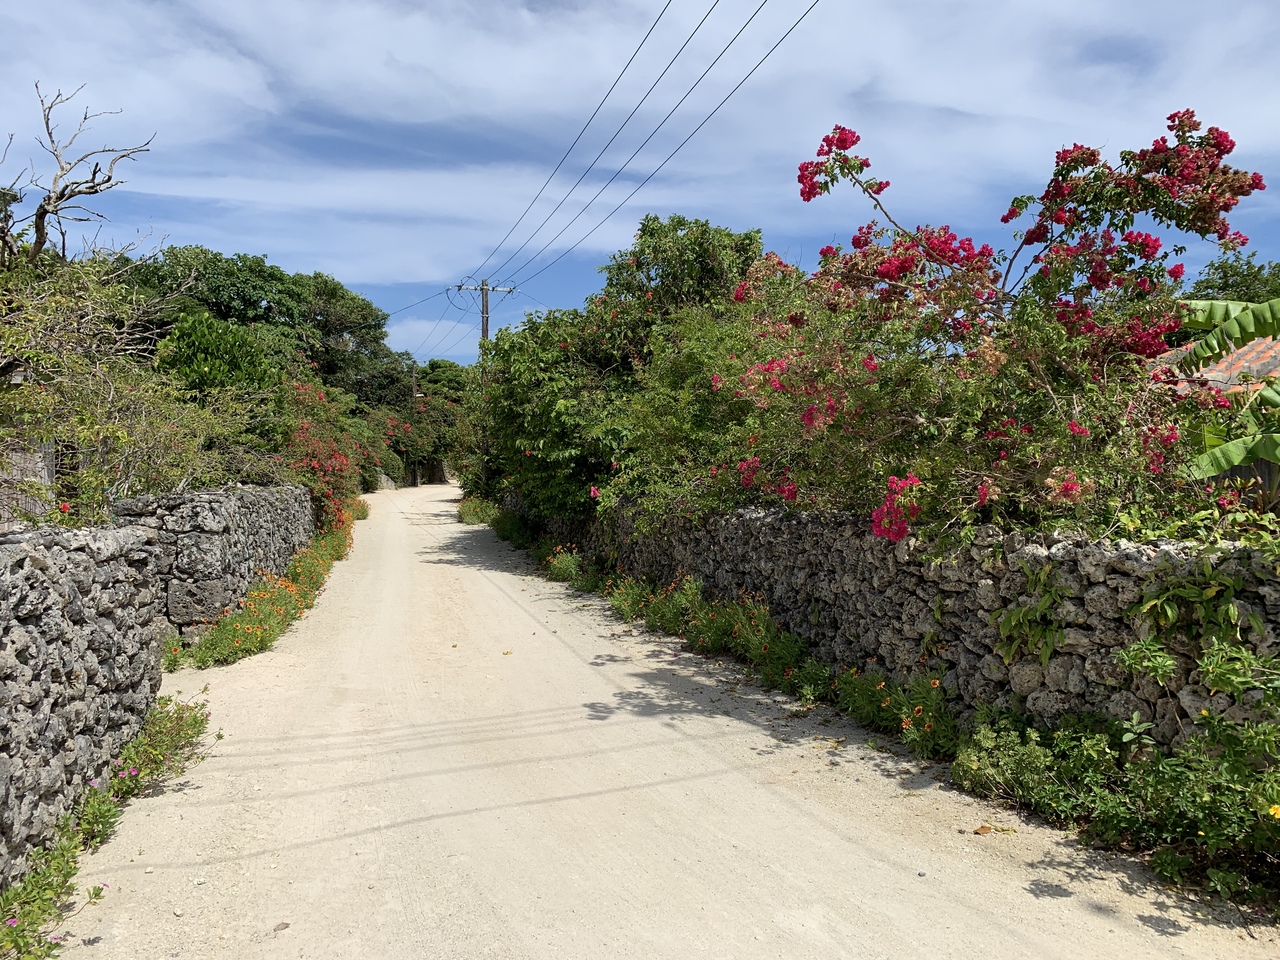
(2, 89, 463, 531)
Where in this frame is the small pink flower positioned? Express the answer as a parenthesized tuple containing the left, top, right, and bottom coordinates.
(862, 355, 879, 372)
(1068, 420, 1090, 436)
(59, 502, 70, 513)
(5, 918, 17, 927)
(589, 486, 600, 499)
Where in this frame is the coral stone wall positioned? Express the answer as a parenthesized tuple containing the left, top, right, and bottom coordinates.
(0, 486, 313, 888)
(113, 486, 314, 636)
(588, 509, 1277, 746)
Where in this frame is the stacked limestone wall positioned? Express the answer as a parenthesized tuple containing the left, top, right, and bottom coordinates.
(0, 486, 313, 887)
(584, 509, 1277, 747)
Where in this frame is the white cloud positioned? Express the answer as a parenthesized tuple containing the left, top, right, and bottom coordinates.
(2, 0, 1278, 300)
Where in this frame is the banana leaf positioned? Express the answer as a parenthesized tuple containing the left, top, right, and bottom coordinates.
(1178, 298, 1280, 372)
(1189, 431, 1280, 479)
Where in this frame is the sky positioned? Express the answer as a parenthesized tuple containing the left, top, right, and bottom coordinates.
(3, 0, 1280, 364)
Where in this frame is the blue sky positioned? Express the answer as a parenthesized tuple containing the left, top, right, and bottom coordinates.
(3, 0, 1280, 364)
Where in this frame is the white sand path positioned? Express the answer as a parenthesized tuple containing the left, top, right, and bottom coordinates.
(62, 485, 1274, 959)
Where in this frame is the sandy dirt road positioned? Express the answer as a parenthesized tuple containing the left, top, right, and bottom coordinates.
(62, 485, 1273, 959)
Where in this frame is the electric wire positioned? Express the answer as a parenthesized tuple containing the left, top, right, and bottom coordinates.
(468, 0, 677, 281)
(431, 313, 485, 358)
(484, 0, 726, 282)
(407, 290, 471, 358)
(509, 0, 824, 288)
(497, 0, 773, 287)
(384, 287, 450, 317)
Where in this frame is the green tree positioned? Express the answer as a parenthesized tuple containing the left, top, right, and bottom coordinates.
(1191, 252, 1280, 304)
(156, 310, 278, 395)
(458, 214, 761, 520)
(599, 213, 762, 315)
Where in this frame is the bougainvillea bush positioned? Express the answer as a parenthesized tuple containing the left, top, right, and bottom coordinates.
(573, 111, 1268, 542)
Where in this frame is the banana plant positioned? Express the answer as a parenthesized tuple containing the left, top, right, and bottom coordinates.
(1177, 297, 1280, 480)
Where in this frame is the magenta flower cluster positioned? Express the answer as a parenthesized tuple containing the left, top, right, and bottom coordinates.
(871, 474, 922, 542)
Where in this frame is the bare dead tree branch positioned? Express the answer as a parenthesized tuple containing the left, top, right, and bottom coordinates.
(25, 83, 154, 264)
(0, 134, 28, 270)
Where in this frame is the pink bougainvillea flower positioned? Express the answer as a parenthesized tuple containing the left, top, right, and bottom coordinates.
(589, 486, 600, 499)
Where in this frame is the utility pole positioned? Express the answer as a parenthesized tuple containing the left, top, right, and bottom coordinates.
(409, 359, 420, 487)
(456, 278, 515, 341)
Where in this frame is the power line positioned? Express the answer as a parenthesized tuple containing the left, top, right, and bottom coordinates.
(485, 0, 726, 282)
(384, 287, 450, 317)
(497, 0, 773, 287)
(432, 314, 485, 358)
(510, 0, 825, 289)
(408, 290, 470, 358)
(511, 288, 552, 311)
(468, 0, 677, 281)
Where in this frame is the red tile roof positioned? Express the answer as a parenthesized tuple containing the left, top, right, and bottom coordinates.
(1161, 336, 1280, 392)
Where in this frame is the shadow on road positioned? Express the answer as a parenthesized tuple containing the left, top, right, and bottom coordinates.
(392, 498, 1261, 939)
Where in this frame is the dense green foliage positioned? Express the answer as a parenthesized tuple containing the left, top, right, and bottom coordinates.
(457, 214, 762, 520)
(0, 242, 461, 524)
(457, 116, 1276, 545)
(1191, 251, 1280, 304)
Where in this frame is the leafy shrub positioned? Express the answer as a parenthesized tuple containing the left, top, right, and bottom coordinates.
(955, 710, 1280, 903)
(490, 509, 536, 548)
(461, 111, 1276, 543)
(156, 310, 278, 394)
(542, 544, 582, 583)
(605, 577, 651, 622)
(834, 669, 960, 760)
(457, 496, 500, 525)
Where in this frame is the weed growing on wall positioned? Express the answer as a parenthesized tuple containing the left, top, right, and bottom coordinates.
(0, 693, 214, 958)
(163, 501, 364, 670)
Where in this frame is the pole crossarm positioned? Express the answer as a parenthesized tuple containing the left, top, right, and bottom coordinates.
(456, 279, 515, 341)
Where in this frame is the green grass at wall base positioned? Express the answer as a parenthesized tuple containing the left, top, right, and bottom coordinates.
(0, 693, 214, 959)
(163, 499, 365, 671)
